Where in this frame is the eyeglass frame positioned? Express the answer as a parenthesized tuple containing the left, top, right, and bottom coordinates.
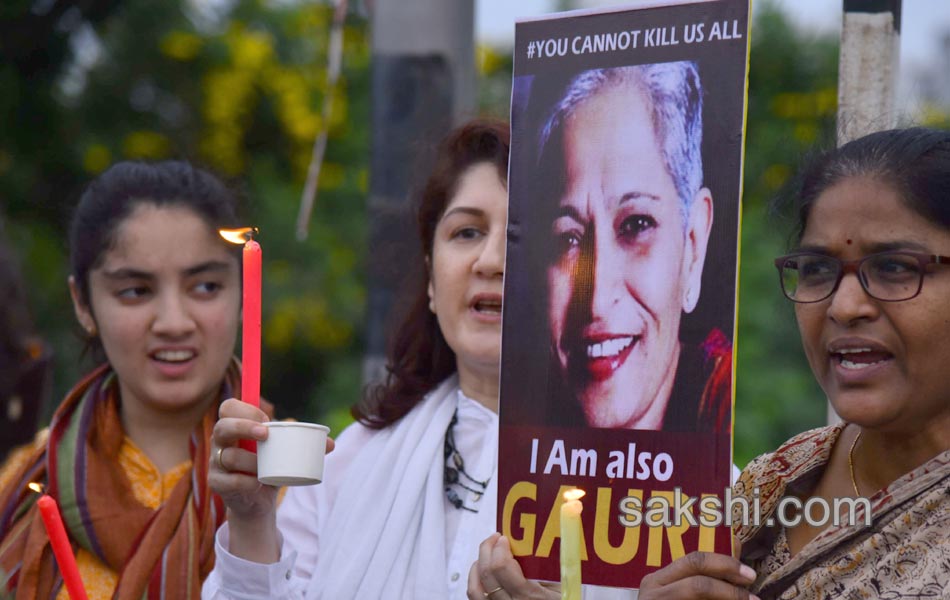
(773, 250, 950, 303)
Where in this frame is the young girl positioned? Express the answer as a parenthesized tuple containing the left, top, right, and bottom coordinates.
(0, 160, 245, 599)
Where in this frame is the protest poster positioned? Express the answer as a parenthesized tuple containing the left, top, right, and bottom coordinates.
(498, 0, 750, 589)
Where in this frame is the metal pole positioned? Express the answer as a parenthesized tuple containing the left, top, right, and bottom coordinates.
(829, 0, 901, 424)
(363, 0, 475, 385)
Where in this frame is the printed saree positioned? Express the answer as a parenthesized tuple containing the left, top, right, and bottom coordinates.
(0, 362, 239, 600)
(734, 424, 950, 599)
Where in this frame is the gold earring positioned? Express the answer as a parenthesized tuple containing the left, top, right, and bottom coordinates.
(86, 324, 97, 337)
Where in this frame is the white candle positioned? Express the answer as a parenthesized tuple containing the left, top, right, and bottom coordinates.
(560, 488, 585, 600)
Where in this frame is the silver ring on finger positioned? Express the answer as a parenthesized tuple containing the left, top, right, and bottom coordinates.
(215, 446, 227, 471)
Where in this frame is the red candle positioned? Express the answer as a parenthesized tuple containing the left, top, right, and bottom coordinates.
(240, 239, 262, 453)
(36, 494, 89, 600)
(219, 228, 263, 454)
(242, 239, 262, 409)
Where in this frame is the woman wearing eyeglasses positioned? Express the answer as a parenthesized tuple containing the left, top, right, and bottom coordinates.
(627, 127, 950, 599)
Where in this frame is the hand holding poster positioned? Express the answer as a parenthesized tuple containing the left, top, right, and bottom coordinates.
(498, 0, 750, 590)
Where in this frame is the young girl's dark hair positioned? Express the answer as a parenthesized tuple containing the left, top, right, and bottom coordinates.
(353, 118, 510, 429)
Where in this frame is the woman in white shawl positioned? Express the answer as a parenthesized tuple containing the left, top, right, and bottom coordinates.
(203, 119, 510, 599)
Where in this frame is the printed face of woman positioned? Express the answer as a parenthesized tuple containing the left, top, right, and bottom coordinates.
(428, 162, 507, 391)
(70, 204, 241, 417)
(794, 176, 950, 437)
(546, 85, 712, 429)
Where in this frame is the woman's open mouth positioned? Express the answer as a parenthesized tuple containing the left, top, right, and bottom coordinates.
(832, 347, 891, 370)
(149, 348, 198, 377)
(826, 340, 895, 384)
(473, 297, 502, 315)
(469, 294, 503, 322)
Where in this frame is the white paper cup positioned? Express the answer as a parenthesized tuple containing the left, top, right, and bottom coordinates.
(257, 421, 330, 486)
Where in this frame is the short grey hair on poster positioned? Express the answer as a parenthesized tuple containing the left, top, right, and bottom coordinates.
(537, 61, 704, 224)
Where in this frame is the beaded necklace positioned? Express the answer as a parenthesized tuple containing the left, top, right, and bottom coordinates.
(443, 409, 491, 512)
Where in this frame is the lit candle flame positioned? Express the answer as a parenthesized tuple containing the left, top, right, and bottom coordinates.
(28, 482, 44, 494)
(563, 488, 585, 502)
(218, 227, 259, 244)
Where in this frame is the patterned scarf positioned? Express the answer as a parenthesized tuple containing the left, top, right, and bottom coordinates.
(735, 424, 950, 598)
(0, 361, 240, 600)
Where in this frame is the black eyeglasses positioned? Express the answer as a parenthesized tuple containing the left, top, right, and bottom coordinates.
(774, 251, 950, 303)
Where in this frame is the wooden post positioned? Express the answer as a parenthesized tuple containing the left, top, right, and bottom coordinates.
(837, 0, 902, 145)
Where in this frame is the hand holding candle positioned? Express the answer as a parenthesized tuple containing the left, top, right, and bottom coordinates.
(560, 488, 585, 600)
(217, 227, 329, 487)
(29, 484, 88, 600)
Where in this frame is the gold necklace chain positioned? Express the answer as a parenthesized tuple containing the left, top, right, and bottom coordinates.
(848, 430, 863, 497)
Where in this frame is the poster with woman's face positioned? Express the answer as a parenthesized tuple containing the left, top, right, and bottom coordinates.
(498, 0, 749, 589)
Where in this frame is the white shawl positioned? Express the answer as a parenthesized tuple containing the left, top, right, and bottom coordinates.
(308, 376, 459, 599)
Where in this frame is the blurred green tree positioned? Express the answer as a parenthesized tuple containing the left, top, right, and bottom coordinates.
(1, 0, 370, 433)
(732, 2, 840, 465)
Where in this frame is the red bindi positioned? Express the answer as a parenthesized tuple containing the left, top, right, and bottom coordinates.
(846, 239, 852, 245)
